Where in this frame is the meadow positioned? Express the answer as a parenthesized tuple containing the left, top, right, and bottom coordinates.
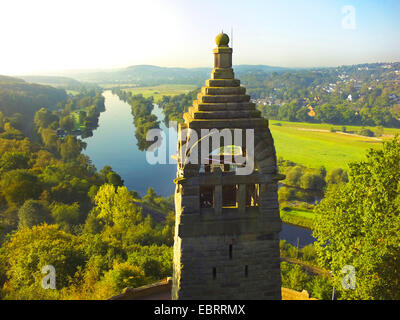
(102, 84, 198, 103)
(269, 120, 400, 171)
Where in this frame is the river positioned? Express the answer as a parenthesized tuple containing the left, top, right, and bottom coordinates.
(83, 90, 176, 196)
(83, 90, 316, 247)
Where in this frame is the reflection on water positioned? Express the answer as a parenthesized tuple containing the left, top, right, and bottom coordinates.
(83, 91, 176, 197)
(280, 223, 316, 247)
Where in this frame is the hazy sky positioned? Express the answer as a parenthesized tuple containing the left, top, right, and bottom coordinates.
(1, 0, 399, 75)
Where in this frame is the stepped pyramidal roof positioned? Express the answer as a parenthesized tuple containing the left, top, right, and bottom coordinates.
(183, 32, 268, 130)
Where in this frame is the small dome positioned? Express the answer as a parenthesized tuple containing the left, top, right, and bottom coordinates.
(215, 32, 229, 47)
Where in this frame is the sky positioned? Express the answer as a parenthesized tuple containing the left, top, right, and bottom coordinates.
(0, 0, 399, 75)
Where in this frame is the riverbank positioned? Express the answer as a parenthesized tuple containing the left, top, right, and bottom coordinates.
(280, 207, 314, 230)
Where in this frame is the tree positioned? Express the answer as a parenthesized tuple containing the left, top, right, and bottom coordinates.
(285, 166, 304, 187)
(18, 200, 52, 229)
(59, 136, 85, 161)
(0, 111, 5, 131)
(106, 172, 124, 187)
(34, 108, 58, 129)
(32, 150, 58, 169)
(315, 103, 345, 124)
(299, 173, 325, 191)
(78, 111, 87, 125)
(296, 106, 312, 122)
(59, 115, 74, 132)
(94, 184, 142, 227)
(326, 168, 348, 185)
(0, 123, 24, 140)
(87, 185, 100, 202)
(50, 202, 80, 231)
(0, 151, 30, 173)
(8, 113, 25, 131)
(317, 166, 327, 179)
(314, 137, 400, 299)
(100, 166, 124, 187)
(99, 165, 113, 179)
(278, 186, 295, 202)
(82, 211, 103, 235)
(0, 224, 85, 299)
(99, 262, 148, 294)
(280, 262, 310, 292)
(0, 169, 43, 205)
(143, 187, 157, 204)
(41, 128, 58, 152)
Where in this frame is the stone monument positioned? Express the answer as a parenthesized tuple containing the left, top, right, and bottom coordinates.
(172, 33, 284, 300)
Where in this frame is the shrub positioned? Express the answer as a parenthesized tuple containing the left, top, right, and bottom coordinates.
(285, 166, 304, 187)
(300, 244, 317, 263)
(281, 262, 310, 292)
(278, 186, 295, 202)
(306, 275, 333, 300)
(358, 127, 375, 137)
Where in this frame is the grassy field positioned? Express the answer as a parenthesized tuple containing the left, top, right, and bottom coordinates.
(280, 207, 315, 229)
(123, 84, 198, 102)
(102, 84, 198, 103)
(269, 120, 400, 136)
(269, 120, 400, 170)
(66, 90, 80, 96)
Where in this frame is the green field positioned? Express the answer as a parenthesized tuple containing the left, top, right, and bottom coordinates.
(66, 90, 80, 96)
(269, 120, 400, 170)
(103, 84, 198, 103)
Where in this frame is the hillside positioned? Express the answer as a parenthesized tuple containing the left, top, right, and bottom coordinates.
(70, 64, 289, 85)
(18, 75, 82, 89)
(0, 75, 68, 135)
(0, 75, 68, 115)
(250, 62, 400, 128)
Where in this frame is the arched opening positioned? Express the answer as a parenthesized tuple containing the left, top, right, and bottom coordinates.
(207, 144, 245, 173)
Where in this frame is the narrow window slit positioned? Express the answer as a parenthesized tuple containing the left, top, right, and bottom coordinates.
(212, 267, 217, 280)
(245, 265, 248, 277)
(200, 186, 214, 208)
(229, 244, 233, 259)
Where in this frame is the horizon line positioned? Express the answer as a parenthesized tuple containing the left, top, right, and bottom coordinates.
(5, 60, 400, 78)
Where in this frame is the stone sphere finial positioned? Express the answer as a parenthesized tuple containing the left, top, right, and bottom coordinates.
(215, 32, 229, 47)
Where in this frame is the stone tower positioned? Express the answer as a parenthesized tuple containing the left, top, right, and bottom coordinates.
(172, 33, 284, 300)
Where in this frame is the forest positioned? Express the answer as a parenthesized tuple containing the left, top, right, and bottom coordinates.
(0, 75, 68, 136)
(0, 79, 174, 299)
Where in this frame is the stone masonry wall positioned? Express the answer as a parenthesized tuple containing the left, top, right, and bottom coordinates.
(174, 234, 281, 300)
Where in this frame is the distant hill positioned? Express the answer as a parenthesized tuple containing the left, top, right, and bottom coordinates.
(0, 75, 25, 84)
(234, 64, 290, 74)
(19, 75, 82, 89)
(71, 64, 290, 86)
(0, 74, 68, 118)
